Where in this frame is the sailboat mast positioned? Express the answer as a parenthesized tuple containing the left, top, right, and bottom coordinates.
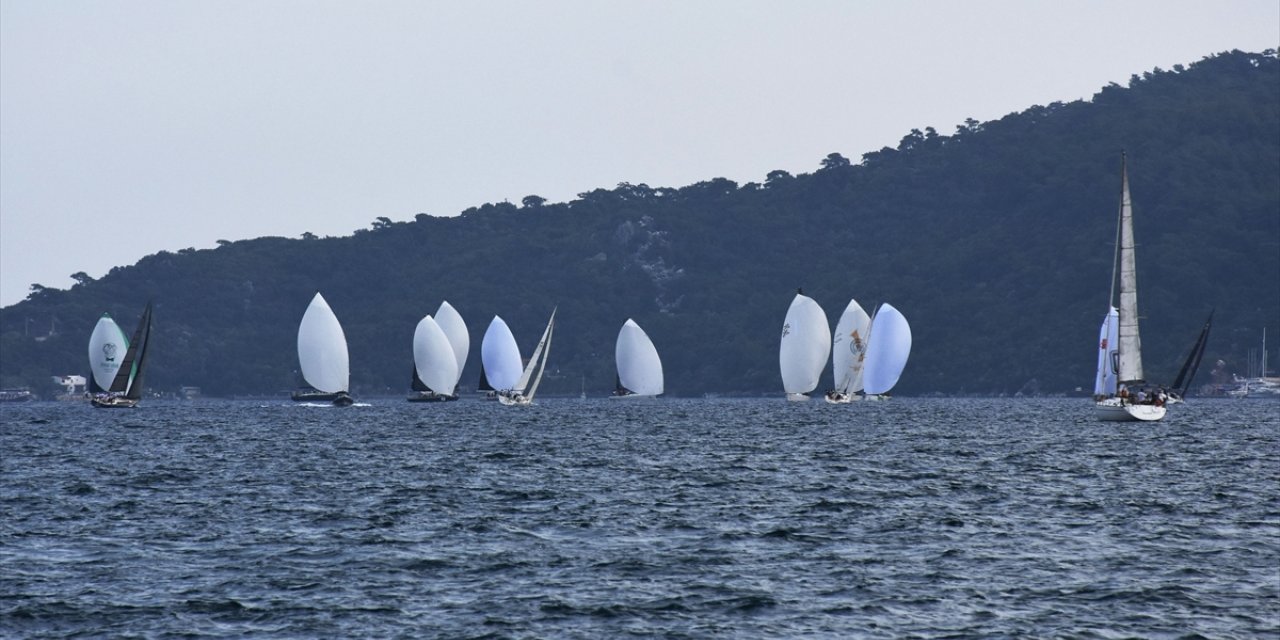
(1108, 155, 1125, 310)
(1262, 327, 1269, 377)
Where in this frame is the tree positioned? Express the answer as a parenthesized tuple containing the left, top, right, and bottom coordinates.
(372, 217, 393, 230)
(765, 170, 793, 186)
(819, 153, 850, 170)
(69, 272, 94, 286)
(522, 195, 547, 208)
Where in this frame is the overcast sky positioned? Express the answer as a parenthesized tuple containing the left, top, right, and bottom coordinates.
(1, 1, 1276, 306)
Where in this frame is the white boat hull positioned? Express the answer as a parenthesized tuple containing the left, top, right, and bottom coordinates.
(497, 392, 532, 406)
(1095, 398, 1166, 421)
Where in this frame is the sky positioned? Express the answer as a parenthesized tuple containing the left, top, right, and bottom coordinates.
(1, 1, 1277, 307)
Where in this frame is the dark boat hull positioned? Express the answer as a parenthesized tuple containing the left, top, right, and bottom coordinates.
(91, 395, 139, 409)
(291, 390, 348, 402)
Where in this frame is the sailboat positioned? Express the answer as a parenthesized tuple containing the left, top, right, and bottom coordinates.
(779, 291, 831, 401)
(861, 303, 912, 399)
(480, 316, 523, 398)
(1228, 327, 1279, 398)
(1167, 310, 1212, 403)
(291, 292, 353, 406)
(613, 318, 663, 398)
(824, 298, 871, 403)
(498, 307, 557, 406)
(90, 302, 153, 408)
(407, 315, 460, 402)
(1095, 154, 1166, 421)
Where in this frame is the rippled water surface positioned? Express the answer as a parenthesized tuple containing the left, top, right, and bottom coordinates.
(2, 397, 1278, 638)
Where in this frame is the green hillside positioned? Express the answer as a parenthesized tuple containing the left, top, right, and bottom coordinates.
(3, 49, 1277, 398)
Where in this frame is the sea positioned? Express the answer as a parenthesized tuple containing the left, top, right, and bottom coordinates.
(2, 397, 1277, 639)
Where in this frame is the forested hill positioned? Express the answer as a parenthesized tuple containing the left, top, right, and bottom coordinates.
(3, 49, 1277, 398)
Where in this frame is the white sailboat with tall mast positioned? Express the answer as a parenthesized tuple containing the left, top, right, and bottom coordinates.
(613, 318, 664, 398)
(89, 302, 154, 408)
(407, 314, 459, 402)
(480, 316, 523, 399)
(779, 290, 831, 401)
(825, 298, 871, 403)
(1095, 154, 1166, 421)
(292, 292, 353, 406)
(498, 307, 557, 406)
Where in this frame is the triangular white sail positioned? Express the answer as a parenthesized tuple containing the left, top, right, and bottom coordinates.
(413, 315, 459, 396)
(297, 292, 350, 394)
(514, 308, 557, 394)
(523, 309, 556, 401)
(434, 301, 469, 388)
(1115, 162, 1145, 384)
(831, 298, 872, 394)
(1094, 306, 1119, 397)
(779, 293, 832, 397)
(87, 314, 128, 392)
(480, 316, 523, 391)
(862, 303, 911, 395)
(616, 319, 664, 396)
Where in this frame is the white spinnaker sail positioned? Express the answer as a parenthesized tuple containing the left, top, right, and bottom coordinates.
(616, 319, 664, 396)
(414, 315, 459, 395)
(87, 314, 128, 391)
(831, 298, 872, 394)
(481, 316, 523, 391)
(862, 303, 911, 395)
(297, 292, 350, 393)
(434, 301, 469, 387)
(1094, 306, 1120, 397)
(779, 293, 832, 395)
